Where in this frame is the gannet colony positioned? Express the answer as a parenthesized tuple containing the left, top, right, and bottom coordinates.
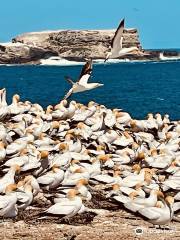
(0, 19, 179, 229)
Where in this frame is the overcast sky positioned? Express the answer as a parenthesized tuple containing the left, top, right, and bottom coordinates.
(0, 0, 180, 49)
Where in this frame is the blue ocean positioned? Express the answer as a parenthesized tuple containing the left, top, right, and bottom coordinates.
(0, 61, 180, 120)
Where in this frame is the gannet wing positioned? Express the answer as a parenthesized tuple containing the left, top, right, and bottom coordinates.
(113, 195, 130, 204)
(138, 207, 161, 220)
(111, 18, 125, 51)
(78, 74, 91, 85)
(46, 202, 75, 215)
(63, 88, 73, 100)
(124, 202, 142, 212)
(37, 175, 54, 185)
(0, 197, 10, 209)
(64, 76, 75, 85)
(78, 60, 92, 84)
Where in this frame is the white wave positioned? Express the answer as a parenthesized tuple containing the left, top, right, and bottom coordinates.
(94, 58, 130, 64)
(39, 57, 84, 66)
(159, 52, 180, 61)
(157, 97, 164, 101)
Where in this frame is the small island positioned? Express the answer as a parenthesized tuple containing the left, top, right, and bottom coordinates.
(0, 28, 179, 65)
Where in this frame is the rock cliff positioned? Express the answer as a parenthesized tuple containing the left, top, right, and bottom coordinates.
(0, 28, 178, 64)
(0, 28, 143, 64)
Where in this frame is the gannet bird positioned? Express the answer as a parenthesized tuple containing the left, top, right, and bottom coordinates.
(138, 196, 174, 226)
(63, 60, 103, 99)
(16, 182, 33, 209)
(44, 189, 84, 218)
(0, 165, 20, 193)
(0, 184, 18, 218)
(105, 19, 139, 62)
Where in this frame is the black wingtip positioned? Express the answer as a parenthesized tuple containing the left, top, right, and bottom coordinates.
(120, 18, 125, 27)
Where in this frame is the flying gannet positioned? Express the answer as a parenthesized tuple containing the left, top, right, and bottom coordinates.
(105, 18, 139, 62)
(63, 60, 103, 100)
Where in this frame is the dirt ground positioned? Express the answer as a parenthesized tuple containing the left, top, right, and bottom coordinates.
(0, 208, 180, 240)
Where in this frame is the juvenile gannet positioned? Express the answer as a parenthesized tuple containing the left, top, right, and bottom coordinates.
(105, 19, 139, 62)
(63, 60, 103, 99)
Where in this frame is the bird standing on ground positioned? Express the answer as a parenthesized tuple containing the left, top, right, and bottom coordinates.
(105, 19, 139, 62)
(63, 60, 103, 99)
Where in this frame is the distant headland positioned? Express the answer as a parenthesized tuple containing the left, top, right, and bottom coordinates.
(0, 28, 180, 65)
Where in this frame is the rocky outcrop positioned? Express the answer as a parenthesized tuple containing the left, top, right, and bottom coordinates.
(0, 28, 179, 64)
(13, 29, 141, 60)
(0, 42, 57, 64)
(0, 28, 142, 64)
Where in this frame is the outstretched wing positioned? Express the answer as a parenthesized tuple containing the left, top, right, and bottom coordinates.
(111, 18, 125, 51)
(63, 88, 73, 100)
(78, 60, 92, 80)
(64, 76, 75, 85)
(78, 60, 93, 85)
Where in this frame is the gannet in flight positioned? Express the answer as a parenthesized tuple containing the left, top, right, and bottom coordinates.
(105, 19, 139, 62)
(63, 60, 103, 100)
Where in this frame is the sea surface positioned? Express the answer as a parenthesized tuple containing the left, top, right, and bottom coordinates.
(0, 61, 180, 120)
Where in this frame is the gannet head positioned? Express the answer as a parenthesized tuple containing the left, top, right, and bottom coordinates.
(23, 175, 33, 184)
(40, 150, 49, 159)
(155, 200, 164, 208)
(77, 122, 85, 129)
(156, 190, 164, 199)
(136, 152, 145, 160)
(165, 196, 174, 205)
(113, 170, 121, 177)
(88, 101, 96, 108)
(130, 119, 137, 128)
(132, 164, 141, 174)
(67, 189, 78, 200)
(135, 183, 143, 190)
(5, 184, 17, 194)
(74, 168, 85, 173)
(131, 142, 139, 150)
(104, 52, 112, 62)
(165, 132, 172, 140)
(65, 133, 74, 141)
(112, 183, 120, 191)
(59, 143, 69, 152)
(76, 179, 88, 187)
(12, 94, 20, 103)
(144, 172, 153, 185)
(98, 154, 110, 162)
(20, 148, 28, 156)
(129, 191, 139, 200)
(24, 183, 33, 193)
(150, 148, 158, 157)
(147, 113, 154, 119)
(171, 160, 178, 167)
(52, 164, 60, 173)
(0, 141, 5, 149)
(158, 175, 166, 183)
(17, 180, 24, 188)
(12, 164, 21, 174)
(123, 131, 131, 139)
(52, 121, 59, 129)
(46, 105, 53, 114)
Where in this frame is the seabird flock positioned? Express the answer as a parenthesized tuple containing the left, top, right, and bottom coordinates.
(0, 19, 179, 229)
